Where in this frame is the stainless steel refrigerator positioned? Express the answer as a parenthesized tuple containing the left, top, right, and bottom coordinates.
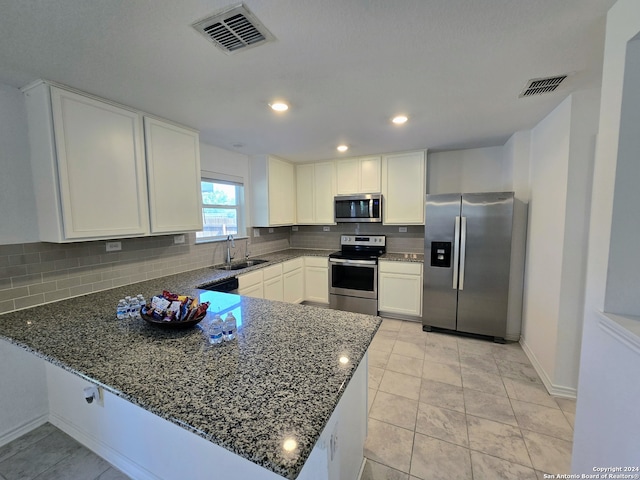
(422, 192, 520, 341)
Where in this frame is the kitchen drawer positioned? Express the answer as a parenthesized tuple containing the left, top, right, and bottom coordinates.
(304, 256, 328, 268)
(282, 257, 304, 273)
(238, 269, 263, 289)
(262, 263, 283, 281)
(379, 260, 422, 275)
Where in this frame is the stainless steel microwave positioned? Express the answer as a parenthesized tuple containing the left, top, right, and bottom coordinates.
(334, 194, 383, 223)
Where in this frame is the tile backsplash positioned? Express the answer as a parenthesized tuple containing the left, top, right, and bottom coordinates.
(0, 231, 288, 315)
(0, 224, 422, 314)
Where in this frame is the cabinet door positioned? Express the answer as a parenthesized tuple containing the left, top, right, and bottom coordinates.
(283, 268, 304, 304)
(238, 269, 263, 290)
(359, 156, 381, 193)
(238, 283, 264, 299)
(382, 151, 426, 224)
(296, 163, 314, 224)
(378, 272, 422, 317)
(50, 87, 149, 239)
(144, 117, 202, 234)
(314, 162, 336, 224)
(263, 276, 283, 302)
(335, 159, 360, 195)
(305, 266, 329, 304)
(268, 157, 295, 225)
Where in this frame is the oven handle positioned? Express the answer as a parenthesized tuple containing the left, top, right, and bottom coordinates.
(329, 258, 377, 266)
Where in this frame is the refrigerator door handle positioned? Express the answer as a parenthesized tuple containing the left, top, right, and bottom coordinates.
(453, 216, 461, 289)
(459, 216, 467, 290)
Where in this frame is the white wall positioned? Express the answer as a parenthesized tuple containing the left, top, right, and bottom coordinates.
(427, 146, 510, 194)
(0, 83, 39, 244)
(0, 340, 48, 446)
(573, 0, 640, 471)
(503, 130, 532, 202)
(519, 89, 599, 397)
(555, 88, 599, 388)
(604, 37, 640, 316)
(521, 97, 572, 391)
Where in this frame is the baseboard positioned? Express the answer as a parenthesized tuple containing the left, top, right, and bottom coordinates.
(356, 457, 367, 480)
(377, 311, 421, 322)
(48, 412, 159, 480)
(519, 338, 577, 399)
(0, 414, 48, 448)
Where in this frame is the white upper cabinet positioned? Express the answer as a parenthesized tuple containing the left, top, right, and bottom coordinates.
(23, 81, 203, 242)
(250, 155, 296, 226)
(382, 151, 426, 224)
(335, 156, 381, 195)
(144, 117, 202, 234)
(25, 82, 150, 242)
(296, 161, 335, 224)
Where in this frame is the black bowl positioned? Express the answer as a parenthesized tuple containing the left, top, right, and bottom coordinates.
(140, 308, 206, 329)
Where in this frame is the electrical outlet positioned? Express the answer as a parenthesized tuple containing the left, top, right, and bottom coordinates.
(268, 228, 274, 233)
(323, 226, 331, 232)
(173, 234, 185, 244)
(291, 226, 299, 232)
(398, 227, 408, 233)
(105, 241, 121, 252)
(253, 228, 260, 237)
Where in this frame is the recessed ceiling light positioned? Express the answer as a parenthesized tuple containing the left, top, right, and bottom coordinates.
(336, 145, 349, 152)
(392, 115, 408, 125)
(269, 102, 289, 112)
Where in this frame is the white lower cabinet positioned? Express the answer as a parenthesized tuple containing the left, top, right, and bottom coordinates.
(304, 257, 329, 304)
(262, 264, 283, 302)
(378, 260, 423, 319)
(237, 257, 328, 305)
(283, 258, 304, 304)
(237, 270, 264, 299)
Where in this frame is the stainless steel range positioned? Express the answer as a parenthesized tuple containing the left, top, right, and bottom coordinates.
(329, 235, 386, 315)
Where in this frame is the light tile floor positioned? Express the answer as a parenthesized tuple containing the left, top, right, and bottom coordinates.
(361, 318, 576, 480)
(0, 423, 129, 480)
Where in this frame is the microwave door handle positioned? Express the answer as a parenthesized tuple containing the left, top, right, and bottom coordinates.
(453, 216, 460, 289)
(369, 200, 373, 218)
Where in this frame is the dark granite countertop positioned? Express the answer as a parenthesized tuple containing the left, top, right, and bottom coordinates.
(380, 252, 424, 262)
(0, 247, 380, 479)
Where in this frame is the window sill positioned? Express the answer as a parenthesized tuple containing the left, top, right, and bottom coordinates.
(195, 236, 249, 245)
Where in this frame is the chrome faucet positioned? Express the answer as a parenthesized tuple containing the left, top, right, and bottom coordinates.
(226, 235, 235, 265)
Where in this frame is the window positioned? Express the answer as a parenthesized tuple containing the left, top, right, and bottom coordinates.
(196, 177, 245, 242)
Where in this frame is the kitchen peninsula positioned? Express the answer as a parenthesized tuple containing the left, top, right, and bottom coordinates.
(0, 262, 380, 480)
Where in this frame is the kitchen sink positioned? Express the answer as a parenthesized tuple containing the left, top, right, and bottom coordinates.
(215, 259, 269, 271)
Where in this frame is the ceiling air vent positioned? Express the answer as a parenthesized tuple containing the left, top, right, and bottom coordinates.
(519, 75, 568, 98)
(192, 4, 275, 55)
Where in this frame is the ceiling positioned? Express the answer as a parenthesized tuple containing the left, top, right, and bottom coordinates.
(0, 0, 615, 163)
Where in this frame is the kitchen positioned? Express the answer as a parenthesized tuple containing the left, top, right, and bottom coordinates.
(0, 0, 638, 478)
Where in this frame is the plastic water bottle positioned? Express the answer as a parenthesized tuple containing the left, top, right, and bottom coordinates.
(223, 312, 237, 341)
(209, 314, 223, 344)
(124, 296, 132, 318)
(129, 296, 140, 319)
(116, 299, 127, 320)
(136, 294, 146, 310)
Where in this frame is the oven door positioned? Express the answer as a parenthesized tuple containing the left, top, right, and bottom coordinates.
(329, 258, 378, 299)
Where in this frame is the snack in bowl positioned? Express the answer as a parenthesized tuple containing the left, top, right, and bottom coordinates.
(141, 290, 209, 327)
